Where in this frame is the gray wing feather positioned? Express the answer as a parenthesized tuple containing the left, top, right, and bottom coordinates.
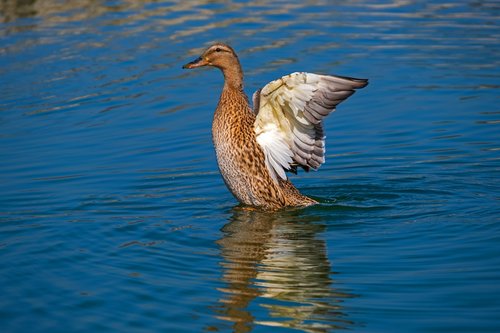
(292, 75, 367, 171)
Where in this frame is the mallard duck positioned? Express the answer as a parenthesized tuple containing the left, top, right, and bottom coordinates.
(183, 43, 367, 210)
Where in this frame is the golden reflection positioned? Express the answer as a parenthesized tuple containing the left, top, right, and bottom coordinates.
(213, 207, 354, 333)
(0, 0, 315, 39)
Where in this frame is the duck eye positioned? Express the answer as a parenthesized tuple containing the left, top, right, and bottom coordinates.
(215, 47, 222, 52)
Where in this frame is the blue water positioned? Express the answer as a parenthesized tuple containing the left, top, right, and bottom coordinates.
(1, 1, 499, 332)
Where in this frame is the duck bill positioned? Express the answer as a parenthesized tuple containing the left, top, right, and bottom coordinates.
(182, 57, 208, 69)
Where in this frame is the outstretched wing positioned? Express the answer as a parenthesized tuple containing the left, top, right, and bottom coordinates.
(253, 72, 367, 182)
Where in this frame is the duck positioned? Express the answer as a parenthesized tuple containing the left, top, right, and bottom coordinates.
(183, 42, 367, 210)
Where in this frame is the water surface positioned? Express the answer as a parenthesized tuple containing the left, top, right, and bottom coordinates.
(1, 1, 499, 332)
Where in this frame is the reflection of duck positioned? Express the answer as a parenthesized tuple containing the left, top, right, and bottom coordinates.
(183, 43, 367, 209)
(213, 207, 355, 332)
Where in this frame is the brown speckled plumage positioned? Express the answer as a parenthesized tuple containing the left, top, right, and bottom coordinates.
(183, 43, 367, 210)
(212, 83, 315, 209)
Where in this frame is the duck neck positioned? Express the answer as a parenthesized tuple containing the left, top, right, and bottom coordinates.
(221, 62, 244, 91)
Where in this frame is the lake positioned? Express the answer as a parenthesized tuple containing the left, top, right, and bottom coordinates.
(1, 1, 499, 332)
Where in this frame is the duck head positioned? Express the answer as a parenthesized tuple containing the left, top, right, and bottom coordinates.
(182, 43, 240, 70)
(183, 43, 244, 90)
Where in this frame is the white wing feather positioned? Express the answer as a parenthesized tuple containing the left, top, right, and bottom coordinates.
(253, 72, 367, 183)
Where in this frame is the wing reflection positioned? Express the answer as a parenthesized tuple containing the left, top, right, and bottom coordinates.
(214, 207, 355, 333)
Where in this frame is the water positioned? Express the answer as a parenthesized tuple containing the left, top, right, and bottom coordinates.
(1, 1, 499, 332)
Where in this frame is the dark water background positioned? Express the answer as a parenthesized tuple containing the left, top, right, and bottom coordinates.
(1, 1, 499, 332)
